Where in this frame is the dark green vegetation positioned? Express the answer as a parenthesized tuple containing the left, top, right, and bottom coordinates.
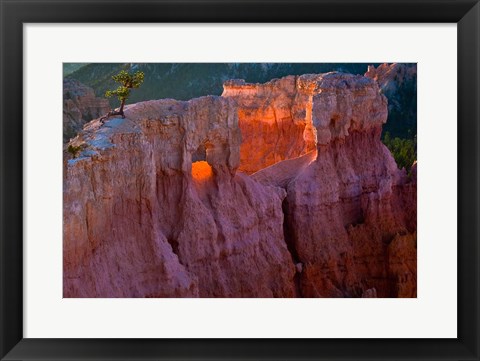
(66, 63, 417, 168)
(377, 67, 417, 170)
(67, 144, 82, 158)
(382, 132, 417, 171)
(380, 76, 417, 141)
(105, 70, 145, 116)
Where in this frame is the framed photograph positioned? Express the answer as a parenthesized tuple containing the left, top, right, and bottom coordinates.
(1, 0, 479, 360)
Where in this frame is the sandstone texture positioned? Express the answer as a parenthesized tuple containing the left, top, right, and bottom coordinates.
(64, 72, 416, 298)
(223, 77, 317, 174)
(63, 78, 110, 143)
(64, 96, 295, 297)
(251, 73, 416, 297)
(222, 72, 390, 174)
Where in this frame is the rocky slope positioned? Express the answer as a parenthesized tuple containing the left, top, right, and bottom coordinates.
(63, 78, 110, 142)
(64, 72, 416, 298)
(365, 63, 417, 139)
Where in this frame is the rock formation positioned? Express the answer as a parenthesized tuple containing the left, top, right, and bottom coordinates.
(63, 78, 110, 143)
(64, 97, 295, 297)
(365, 63, 417, 96)
(222, 77, 317, 174)
(365, 63, 417, 138)
(251, 73, 416, 297)
(64, 72, 416, 298)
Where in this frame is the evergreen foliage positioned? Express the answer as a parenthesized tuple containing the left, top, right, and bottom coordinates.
(382, 131, 417, 171)
(67, 144, 82, 158)
(104, 70, 145, 113)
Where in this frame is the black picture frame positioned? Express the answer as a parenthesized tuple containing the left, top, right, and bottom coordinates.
(1, 1, 479, 360)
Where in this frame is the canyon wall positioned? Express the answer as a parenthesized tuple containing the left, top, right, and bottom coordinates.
(251, 73, 416, 297)
(63, 78, 110, 143)
(64, 72, 416, 298)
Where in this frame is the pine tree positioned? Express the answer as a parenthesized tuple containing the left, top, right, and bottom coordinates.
(100, 69, 144, 123)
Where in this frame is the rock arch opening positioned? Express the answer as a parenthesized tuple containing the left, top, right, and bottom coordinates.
(191, 143, 214, 182)
(192, 144, 206, 162)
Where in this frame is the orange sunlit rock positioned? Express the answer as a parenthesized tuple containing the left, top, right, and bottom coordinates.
(223, 76, 316, 174)
(191, 161, 213, 182)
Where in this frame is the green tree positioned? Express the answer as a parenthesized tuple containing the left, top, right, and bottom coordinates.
(67, 144, 82, 159)
(101, 69, 144, 122)
(382, 131, 417, 171)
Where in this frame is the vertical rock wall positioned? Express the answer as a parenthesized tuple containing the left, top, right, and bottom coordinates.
(252, 74, 416, 297)
(222, 76, 317, 174)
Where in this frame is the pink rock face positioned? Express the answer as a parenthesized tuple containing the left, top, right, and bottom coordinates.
(64, 96, 295, 297)
(256, 132, 417, 297)
(63, 79, 110, 142)
(253, 74, 416, 297)
(283, 131, 416, 297)
(64, 72, 416, 298)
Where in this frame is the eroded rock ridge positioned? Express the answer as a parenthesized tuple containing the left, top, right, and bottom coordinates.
(64, 72, 416, 298)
